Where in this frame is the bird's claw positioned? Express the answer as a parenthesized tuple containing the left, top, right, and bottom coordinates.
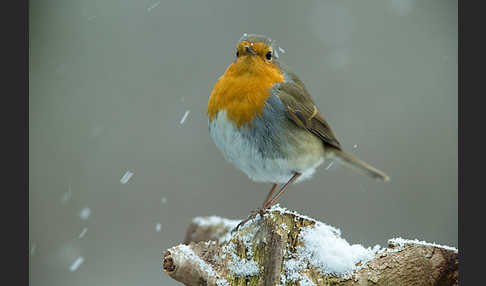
(231, 208, 267, 233)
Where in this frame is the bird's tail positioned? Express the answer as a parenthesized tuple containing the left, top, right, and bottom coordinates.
(327, 147, 390, 182)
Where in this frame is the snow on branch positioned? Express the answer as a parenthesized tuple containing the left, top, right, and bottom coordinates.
(163, 205, 458, 285)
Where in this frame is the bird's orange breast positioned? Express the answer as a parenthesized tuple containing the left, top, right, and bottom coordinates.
(207, 56, 285, 128)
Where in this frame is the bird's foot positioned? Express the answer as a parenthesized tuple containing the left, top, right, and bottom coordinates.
(232, 207, 267, 233)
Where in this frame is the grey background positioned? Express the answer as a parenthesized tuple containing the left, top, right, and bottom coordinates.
(29, 0, 457, 285)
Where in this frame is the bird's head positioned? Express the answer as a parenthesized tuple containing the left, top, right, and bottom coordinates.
(234, 34, 279, 65)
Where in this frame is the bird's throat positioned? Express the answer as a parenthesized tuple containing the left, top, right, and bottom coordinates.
(207, 57, 285, 128)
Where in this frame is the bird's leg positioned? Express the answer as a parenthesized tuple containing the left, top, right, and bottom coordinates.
(261, 183, 278, 209)
(233, 173, 301, 232)
(263, 172, 301, 209)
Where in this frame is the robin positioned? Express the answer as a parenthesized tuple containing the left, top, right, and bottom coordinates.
(207, 34, 389, 230)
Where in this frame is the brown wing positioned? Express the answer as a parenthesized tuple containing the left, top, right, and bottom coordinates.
(277, 82, 342, 150)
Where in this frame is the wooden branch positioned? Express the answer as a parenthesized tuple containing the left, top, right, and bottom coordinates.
(162, 206, 458, 286)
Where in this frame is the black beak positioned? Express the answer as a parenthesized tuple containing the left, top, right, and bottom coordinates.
(244, 45, 257, 55)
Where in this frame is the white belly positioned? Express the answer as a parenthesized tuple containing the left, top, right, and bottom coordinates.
(209, 110, 326, 184)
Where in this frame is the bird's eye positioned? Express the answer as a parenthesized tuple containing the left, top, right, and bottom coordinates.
(266, 51, 272, 60)
(236, 50, 239, 57)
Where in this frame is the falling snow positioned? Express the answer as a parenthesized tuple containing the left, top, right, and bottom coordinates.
(180, 110, 190, 125)
(69, 256, 84, 272)
(147, 1, 160, 12)
(61, 184, 72, 204)
(78, 227, 88, 239)
(79, 207, 91, 220)
(120, 171, 134, 184)
(155, 223, 162, 232)
(325, 161, 334, 170)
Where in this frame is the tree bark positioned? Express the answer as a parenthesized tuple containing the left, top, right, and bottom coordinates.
(162, 208, 458, 286)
